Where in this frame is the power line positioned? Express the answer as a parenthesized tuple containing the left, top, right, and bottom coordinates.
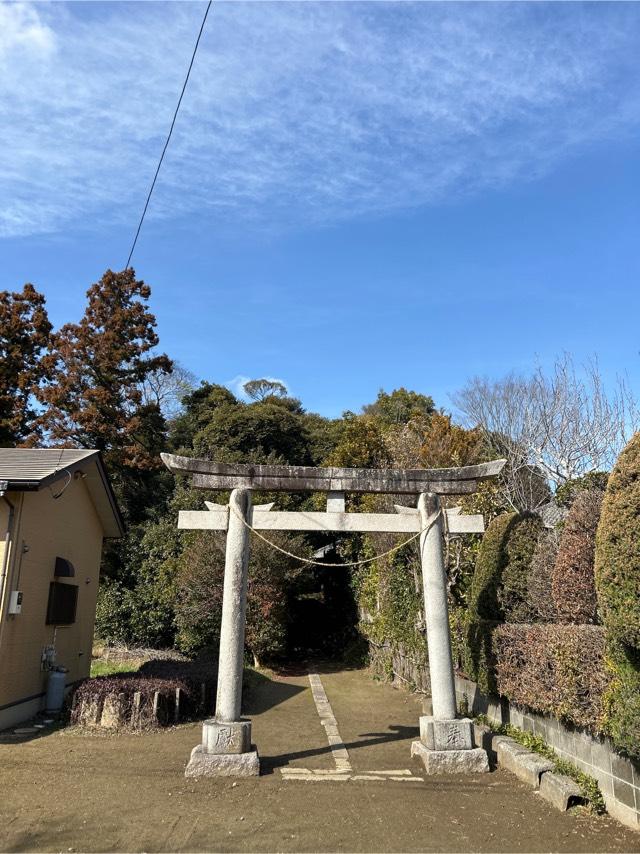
(125, 0, 212, 270)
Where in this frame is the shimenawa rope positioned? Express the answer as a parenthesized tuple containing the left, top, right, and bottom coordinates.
(228, 502, 444, 568)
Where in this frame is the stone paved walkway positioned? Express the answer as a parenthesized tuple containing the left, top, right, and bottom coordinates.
(0, 666, 638, 852)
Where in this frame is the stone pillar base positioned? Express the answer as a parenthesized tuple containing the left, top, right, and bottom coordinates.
(412, 716, 489, 774)
(411, 741, 489, 774)
(185, 744, 260, 778)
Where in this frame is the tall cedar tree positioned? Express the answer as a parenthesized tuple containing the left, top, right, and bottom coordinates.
(36, 269, 172, 519)
(0, 284, 51, 446)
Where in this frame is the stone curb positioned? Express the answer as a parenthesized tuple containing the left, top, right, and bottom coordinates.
(474, 724, 583, 811)
(539, 771, 584, 811)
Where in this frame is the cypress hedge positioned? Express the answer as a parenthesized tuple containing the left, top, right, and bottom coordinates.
(595, 432, 640, 648)
(468, 512, 517, 622)
(466, 511, 542, 691)
(500, 513, 544, 622)
(468, 511, 542, 623)
(552, 489, 602, 624)
(595, 431, 640, 758)
(527, 529, 559, 623)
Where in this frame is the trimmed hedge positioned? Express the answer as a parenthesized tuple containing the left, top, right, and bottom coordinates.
(500, 513, 543, 622)
(465, 512, 512, 692)
(595, 431, 640, 759)
(468, 511, 542, 623)
(465, 512, 543, 691)
(494, 624, 609, 731)
(552, 489, 602, 624)
(602, 643, 640, 760)
(468, 512, 517, 622)
(595, 432, 640, 649)
(527, 529, 559, 623)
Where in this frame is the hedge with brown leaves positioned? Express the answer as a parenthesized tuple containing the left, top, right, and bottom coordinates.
(527, 529, 559, 623)
(493, 623, 609, 731)
(552, 490, 602, 624)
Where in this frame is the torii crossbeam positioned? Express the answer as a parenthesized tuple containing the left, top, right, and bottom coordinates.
(161, 453, 506, 779)
(162, 454, 505, 495)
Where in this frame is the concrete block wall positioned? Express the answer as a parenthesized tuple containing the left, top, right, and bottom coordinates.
(380, 643, 640, 831)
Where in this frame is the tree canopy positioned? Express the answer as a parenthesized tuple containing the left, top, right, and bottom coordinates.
(34, 269, 172, 520)
(0, 284, 51, 446)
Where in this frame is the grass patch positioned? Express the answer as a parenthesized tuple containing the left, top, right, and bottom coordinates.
(475, 714, 606, 814)
(90, 659, 142, 678)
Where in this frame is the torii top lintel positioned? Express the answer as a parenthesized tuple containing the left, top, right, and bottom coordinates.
(161, 453, 506, 496)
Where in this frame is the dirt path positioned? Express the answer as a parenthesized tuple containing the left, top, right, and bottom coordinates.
(0, 666, 637, 852)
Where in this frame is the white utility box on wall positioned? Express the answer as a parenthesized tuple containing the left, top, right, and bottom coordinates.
(8, 590, 22, 614)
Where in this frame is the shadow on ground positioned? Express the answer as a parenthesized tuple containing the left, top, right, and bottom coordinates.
(242, 668, 306, 715)
(269, 657, 366, 677)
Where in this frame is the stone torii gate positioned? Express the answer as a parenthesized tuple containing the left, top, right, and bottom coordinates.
(162, 453, 505, 778)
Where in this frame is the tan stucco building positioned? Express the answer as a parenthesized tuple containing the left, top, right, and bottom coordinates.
(0, 449, 123, 729)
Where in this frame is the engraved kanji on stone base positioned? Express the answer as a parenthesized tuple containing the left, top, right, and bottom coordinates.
(202, 719, 251, 755)
(419, 716, 474, 751)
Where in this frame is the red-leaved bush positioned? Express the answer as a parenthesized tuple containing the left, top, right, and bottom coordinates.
(494, 623, 609, 731)
(552, 489, 602, 624)
(527, 529, 560, 623)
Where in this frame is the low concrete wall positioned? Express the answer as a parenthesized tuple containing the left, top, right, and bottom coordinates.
(379, 643, 640, 831)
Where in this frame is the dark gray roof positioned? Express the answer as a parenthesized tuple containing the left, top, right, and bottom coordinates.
(0, 448, 97, 486)
(539, 502, 568, 529)
(0, 448, 124, 538)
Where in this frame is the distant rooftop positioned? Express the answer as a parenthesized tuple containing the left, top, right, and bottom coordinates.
(539, 502, 568, 529)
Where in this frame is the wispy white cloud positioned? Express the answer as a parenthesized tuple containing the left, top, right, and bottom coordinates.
(1, 1, 639, 239)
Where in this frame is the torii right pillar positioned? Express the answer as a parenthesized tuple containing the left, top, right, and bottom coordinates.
(411, 492, 489, 773)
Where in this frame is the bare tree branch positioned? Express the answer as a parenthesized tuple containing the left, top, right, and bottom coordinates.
(453, 353, 639, 510)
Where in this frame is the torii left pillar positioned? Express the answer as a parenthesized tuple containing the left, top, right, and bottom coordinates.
(185, 488, 260, 777)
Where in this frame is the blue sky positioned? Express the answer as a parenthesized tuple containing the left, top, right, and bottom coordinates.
(2, 1, 639, 417)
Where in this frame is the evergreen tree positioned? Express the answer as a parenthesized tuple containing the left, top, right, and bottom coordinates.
(0, 284, 51, 446)
(36, 268, 172, 520)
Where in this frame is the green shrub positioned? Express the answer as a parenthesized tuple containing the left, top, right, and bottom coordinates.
(95, 582, 136, 645)
(465, 513, 513, 691)
(552, 490, 602, 624)
(465, 512, 542, 691)
(555, 472, 609, 509)
(463, 617, 500, 694)
(500, 513, 543, 622)
(595, 433, 640, 757)
(468, 511, 542, 622)
(175, 530, 303, 664)
(595, 432, 640, 649)
(602, 642, 640, 759)
(468, 512, 517, 622)
(449, 607, 469, 672)
(354, 532, 426, 660)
